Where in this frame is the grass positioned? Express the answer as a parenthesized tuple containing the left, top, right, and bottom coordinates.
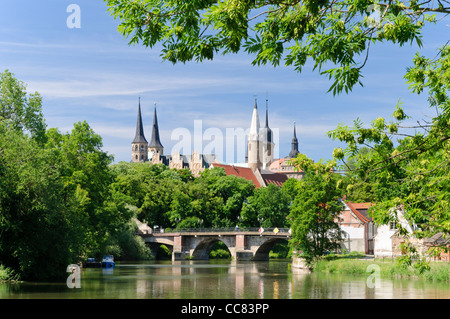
(313, 254, 450, 282)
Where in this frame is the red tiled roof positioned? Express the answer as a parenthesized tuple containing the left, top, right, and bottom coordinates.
(350, 202, 372, 209)
(261, 172, 288, 187)
(269, 158, 285, 170)
(344, 201, 373, 223)
(211, 163, 263, 188)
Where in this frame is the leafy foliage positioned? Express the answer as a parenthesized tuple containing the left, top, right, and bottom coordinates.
(104, 0, 447, 94)
(0, 71, 134, 281)
(110, 164, 257, 229)
(0, 70, 46, 143)
(288, 154, 345, 265)
(328, 44, 450, 261)
(241, 183, 291, 228)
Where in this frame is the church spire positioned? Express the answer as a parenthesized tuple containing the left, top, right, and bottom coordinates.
(132, 97, 147, 143)
(148, 103, 164, 156)
(261, 93, 273, 143)
(131, 97, 149, 162)
(264, 92, 269, 128)
(288, 121, 299, 158)
(249, 98, 260, 141)
(248, 97, 261, 171)
(149, 103, 163, 149)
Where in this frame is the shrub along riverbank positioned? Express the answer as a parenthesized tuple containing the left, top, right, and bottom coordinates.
(0, 265, 20, 283)
(313, 254, 450, 282)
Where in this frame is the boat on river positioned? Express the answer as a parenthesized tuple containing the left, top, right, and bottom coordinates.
(84, 257, 101, 268)
(101, 255, 115, 268)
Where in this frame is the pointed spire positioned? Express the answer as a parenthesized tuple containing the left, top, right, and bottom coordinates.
(132, 97, 148, 143)
(289, 121, 299, 158)
(249, 98, 260, 140)
(265, 93, 269, 128)
(260, 92, 273, 143)
(149, 103, 163, 148)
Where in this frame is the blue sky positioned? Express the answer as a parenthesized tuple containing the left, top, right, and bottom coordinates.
(0, 1, 448, 164)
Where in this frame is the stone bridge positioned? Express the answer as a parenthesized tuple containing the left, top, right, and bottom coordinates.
(139, 228, 292, 261)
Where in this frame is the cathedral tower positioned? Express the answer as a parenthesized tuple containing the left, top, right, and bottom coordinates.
(148, 103, 164, 158)
(247, 99, 262, 171)
(259, 96, 274, 168)
(131, 98, 149, 162)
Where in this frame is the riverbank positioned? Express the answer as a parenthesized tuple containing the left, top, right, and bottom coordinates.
(313, 255, 450, 282)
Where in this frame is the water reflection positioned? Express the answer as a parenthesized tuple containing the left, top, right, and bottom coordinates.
(0, 260, 449, 299)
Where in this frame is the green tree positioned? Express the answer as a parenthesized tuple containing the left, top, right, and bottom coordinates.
(0, 72, 150, 280)
(241, 183, 291, 228)
(0, 70, 46, 142)
(0, 124, 81, 281)
(44, 122, 130, 258)
(328, 45, 450, 262)
(104, 0, 447, 94)
(204, 170, 255, 227)
(288, 154, 345, 266)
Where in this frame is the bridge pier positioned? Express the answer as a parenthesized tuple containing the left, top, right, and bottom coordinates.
(233, 234, 255, 261)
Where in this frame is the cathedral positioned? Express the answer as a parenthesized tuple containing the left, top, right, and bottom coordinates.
(131, 98, 216, 176)
(131, 97, 302, 181)
(244, 97, 303, 181)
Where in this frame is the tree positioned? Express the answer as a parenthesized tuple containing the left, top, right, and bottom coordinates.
(0, 124, 81, 281)
(104, 0, 448, 94)
(241, 183, 291, 228)
(0, 70, 46, 142)
(44, 121, 131, 258)
(328, 44, 450, 261)
(288, 153, 345, 266)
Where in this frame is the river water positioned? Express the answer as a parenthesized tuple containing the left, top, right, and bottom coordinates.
(1, 260, 449, 299)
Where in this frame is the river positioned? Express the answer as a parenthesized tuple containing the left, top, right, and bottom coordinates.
(1, 260, 449, 299)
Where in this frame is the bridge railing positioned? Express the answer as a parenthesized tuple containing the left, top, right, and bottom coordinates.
(159, 227, 291, 234)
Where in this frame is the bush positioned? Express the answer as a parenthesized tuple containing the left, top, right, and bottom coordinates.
(313, 256, 450, 282)
(105, 218, 153, 261)
(209, 249, 231, 259)
(156, 245, 172, 259)
(0, 265, 20, 282)
(209, 241, 231, 259)
(269, 242, 290, 259)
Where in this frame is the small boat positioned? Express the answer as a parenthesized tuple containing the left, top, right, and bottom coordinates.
(84, 257, 101, 268)
(101, 255, 115, 268)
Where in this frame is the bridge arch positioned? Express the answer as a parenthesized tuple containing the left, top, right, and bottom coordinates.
(253, 237, 290, 261)
(145, 238, 175, 259)
(191, 237, 233, 260)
